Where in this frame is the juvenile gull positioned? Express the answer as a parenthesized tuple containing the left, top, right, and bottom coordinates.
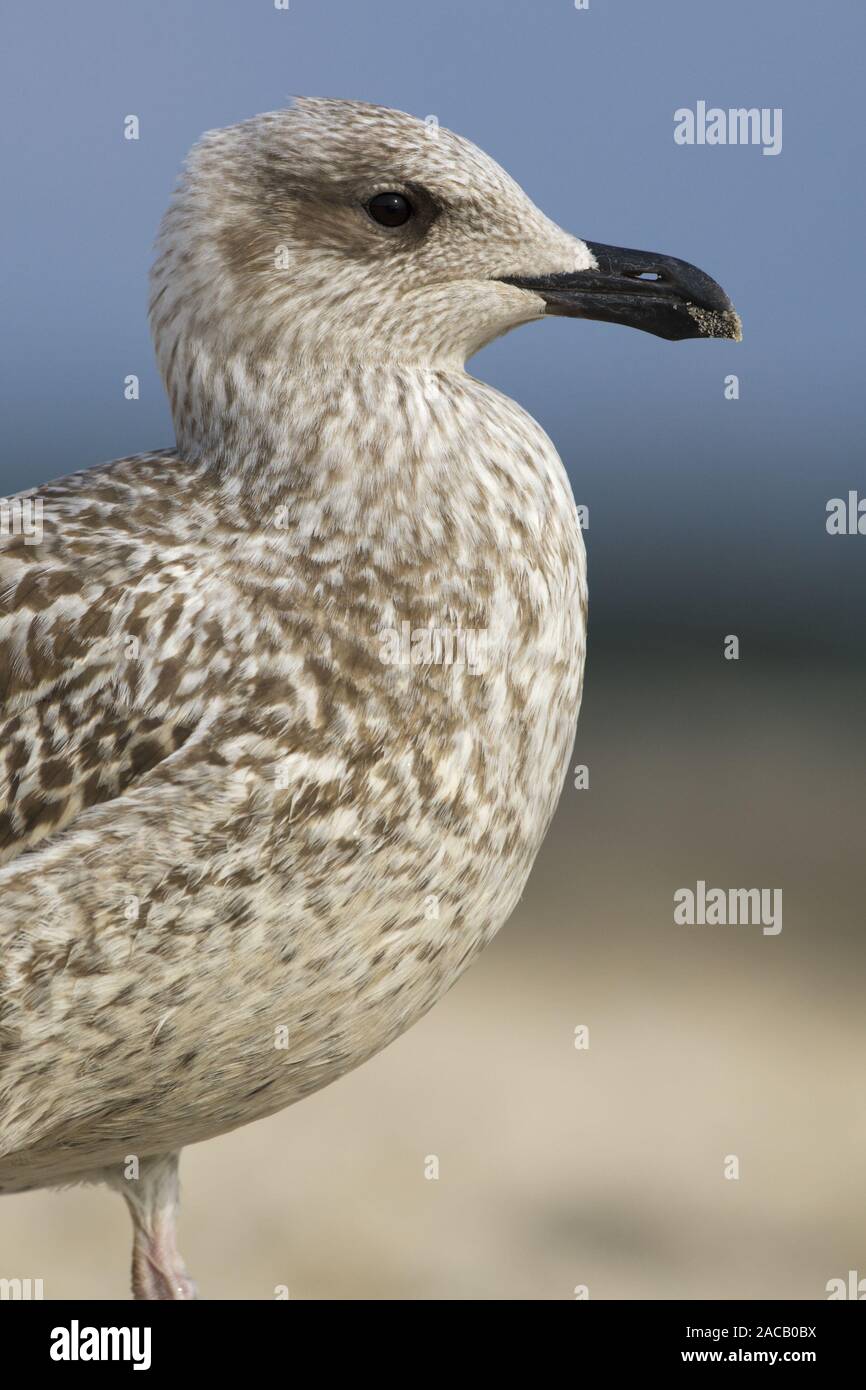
(0, 98, 739, 1298)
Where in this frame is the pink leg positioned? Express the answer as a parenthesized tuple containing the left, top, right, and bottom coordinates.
(111, 1151, 198, 1300)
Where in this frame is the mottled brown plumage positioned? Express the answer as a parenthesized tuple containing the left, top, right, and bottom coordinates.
(0, 98, 736, 1297)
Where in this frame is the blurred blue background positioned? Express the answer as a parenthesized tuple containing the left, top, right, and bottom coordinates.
(2, 0, 864, 652)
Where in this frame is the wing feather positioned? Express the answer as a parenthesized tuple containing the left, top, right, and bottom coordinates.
(0, 452, 211, 868)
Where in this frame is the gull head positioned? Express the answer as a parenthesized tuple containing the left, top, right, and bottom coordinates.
(151, 97, 741, 385)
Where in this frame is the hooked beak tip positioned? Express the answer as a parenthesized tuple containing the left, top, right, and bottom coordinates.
(499, 240, 741, 343)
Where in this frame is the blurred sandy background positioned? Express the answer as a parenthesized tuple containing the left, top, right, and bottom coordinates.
(2, 643, 863, 1300)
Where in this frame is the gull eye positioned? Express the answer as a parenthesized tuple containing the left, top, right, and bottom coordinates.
(367, 192, 414, 228)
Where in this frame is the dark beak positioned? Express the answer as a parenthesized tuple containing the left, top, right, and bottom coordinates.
(500, 240, 742, 342)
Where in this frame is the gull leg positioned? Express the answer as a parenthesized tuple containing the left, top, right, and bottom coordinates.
(112, 1150, 198, 1300)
